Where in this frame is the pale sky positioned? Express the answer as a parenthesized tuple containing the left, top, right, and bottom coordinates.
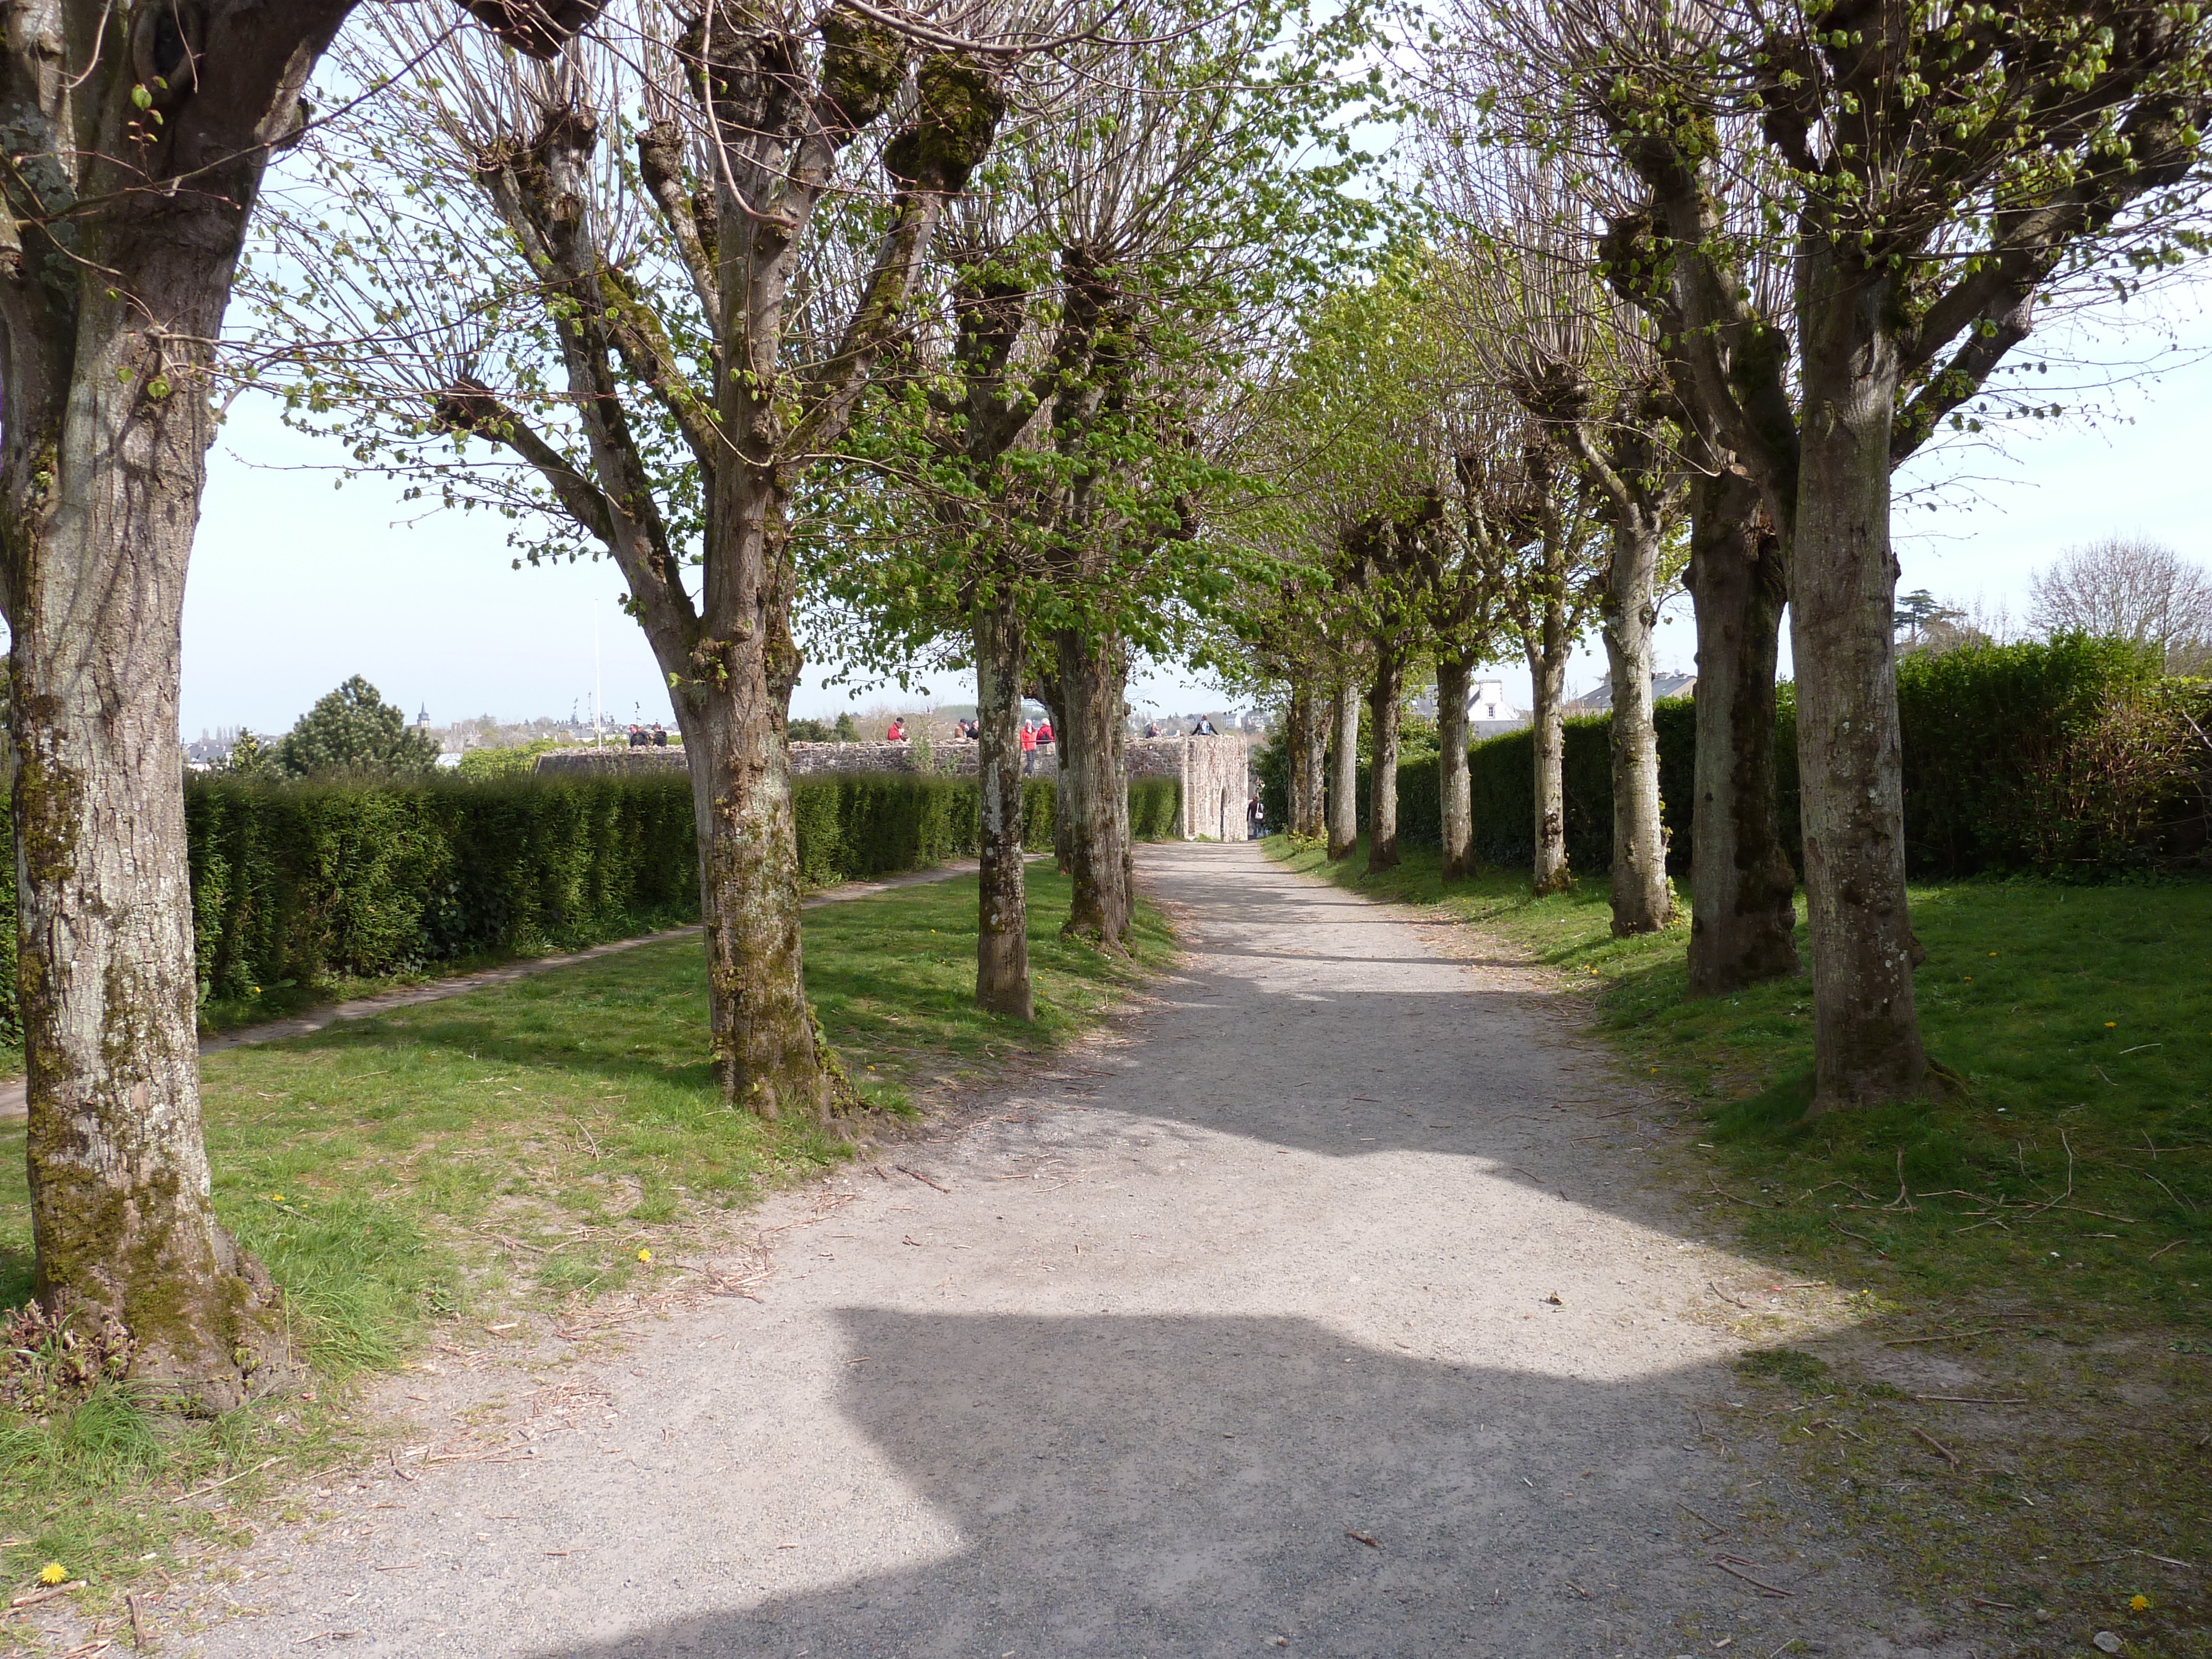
(170, 291, 2212, 738)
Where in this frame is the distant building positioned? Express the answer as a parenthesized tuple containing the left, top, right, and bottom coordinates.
(1564, 672, 1698, 715)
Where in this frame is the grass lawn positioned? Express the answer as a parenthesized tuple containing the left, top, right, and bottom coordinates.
(0, 866, 1171, 1623)
(1271, 834, 2211, 1652)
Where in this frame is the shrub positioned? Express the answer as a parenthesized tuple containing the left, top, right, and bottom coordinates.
(1366, 640, 2208, 883)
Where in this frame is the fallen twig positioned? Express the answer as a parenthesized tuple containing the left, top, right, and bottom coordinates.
(1830, 1221, 1888, 1254)
(894, 1165, 950, 1194)
(1676, 1501, 1728, 1536)
(1973, 1598, 2020, 1611)
(1807, 1418, 1870, 1443)
(8, 1582, 86, 1609)
(177, 1455, 283, 1502)
(2134, 1548, 2199, 1571)
(2150, 1239, 2194, 1260)
(1916, 1395, 2027, 1405)
(1885, 1328, 2003, 1346)
(127, 1591, 148, 1653)
(1709, 1280, 1751, 1310)
(1345, 1530, 1380, 1548)
(1710, 1556, 1794, 1597)
(1911, 1426, 1960, 1468)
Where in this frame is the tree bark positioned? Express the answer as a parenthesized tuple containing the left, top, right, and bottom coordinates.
(0, 0, 383, 1407)
(1366, 642, 1402, 874)
(1685, 467, 1799, 995)
(12, 301, 293, 1411)
(1032, 667, 1074, 876)
(1327, 681, 1360, 860)
(1056, 626, 1132, 946)
(1282, 687, 1313, 839)
(973, 592, 1034, 1018)
(1791, 267, 1927, 1108)
(1599, 514, 1673, 934)
(1296, 691, 1328, 839)
(1436, 654, 1477, 879)
(1525, 608, 1572, 895)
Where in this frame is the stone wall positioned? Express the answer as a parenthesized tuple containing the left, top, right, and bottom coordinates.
(1178, 734, 1252, 840)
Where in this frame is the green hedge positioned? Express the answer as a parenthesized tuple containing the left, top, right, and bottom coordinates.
(0, 768, 1182, 1043)
(1333, 638, 2209, 881)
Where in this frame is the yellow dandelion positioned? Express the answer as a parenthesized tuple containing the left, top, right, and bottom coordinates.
(267, 1194, 284, 1203)
(37, 1563, 65, 1586)
(1988, 952, 1998, 957)
(2131, 1594, 2150, 1611)
(2106, 1021, 2119, 1028)
(637, 1248, 653, 1264)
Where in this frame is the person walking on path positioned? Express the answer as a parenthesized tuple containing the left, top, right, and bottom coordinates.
(1020, 719, 1038, 774)
(1247, 794, 1265, 839)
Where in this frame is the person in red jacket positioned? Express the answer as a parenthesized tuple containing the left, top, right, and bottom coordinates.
(1036, 717, 1053, 749)
(887, 717, 907, 742)
(1020, 718, 1037, 774)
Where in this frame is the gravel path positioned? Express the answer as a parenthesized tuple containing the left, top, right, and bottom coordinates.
(173, 843, 1973, 1659)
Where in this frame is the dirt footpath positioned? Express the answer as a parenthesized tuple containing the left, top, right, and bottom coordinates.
(177, 843, 1974, 1659)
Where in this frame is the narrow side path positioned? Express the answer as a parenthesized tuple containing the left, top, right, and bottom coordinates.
(178, 844, 1965, 1659)
(0, 855, 1031, 1118)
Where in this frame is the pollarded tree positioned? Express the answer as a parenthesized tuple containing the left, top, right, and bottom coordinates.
(276, 677, 442, 779)
(1479, 0, 2212, 1107)
(1441, 185, 1684, 932)
(246, 0, 1087, 1114)
(0, 0, 592, 1410)
(819, 0, 1373, 973)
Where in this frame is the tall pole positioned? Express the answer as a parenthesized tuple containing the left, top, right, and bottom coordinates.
(593, 598, 603, 748)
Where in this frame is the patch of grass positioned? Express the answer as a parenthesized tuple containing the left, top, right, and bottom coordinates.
(1270, 833, 2211, 1648)
(1734, 1346, 1832, 1392)
(0, 866, 1170, 1612)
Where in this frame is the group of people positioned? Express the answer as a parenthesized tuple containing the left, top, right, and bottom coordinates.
(1140, 714, 1220, 738)
(624, 723, 670, 748)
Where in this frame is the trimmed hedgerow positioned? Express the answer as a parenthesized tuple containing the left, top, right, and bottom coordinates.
(0, 767, 1177, 1045)
(1302, 638, 2208, 883)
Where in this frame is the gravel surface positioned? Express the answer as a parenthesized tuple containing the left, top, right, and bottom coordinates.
(173, 843, 1977, 1659)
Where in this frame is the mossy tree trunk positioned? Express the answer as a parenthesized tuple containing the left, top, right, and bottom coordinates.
(0, 0, 590, 1406)
(1436, 654, 1477, 879)
(974, 592, 1032, 1018)
(1056, 627, 1131, 945)
(1365, 641, 1403, 875)
(1791, 262, 1926, 1109)
(1327, 682, 1360, 860)
(1524, 604, 1572, 896)
(1686, 467, 1798, 994)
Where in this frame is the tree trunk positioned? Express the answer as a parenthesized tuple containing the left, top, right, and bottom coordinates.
(1525, 609, 1572, 895)
(1297, 691, 1329, 839)
(1327, 681, 1360, 860)
(1600, 516, 1673, 934)
(1282, 687, 1313, 839)
(1791, 272, 1927, 1108)
(1056, 626, 1131, 946)
(1032, 667, 1073, 875)
(1366, 643, 1402, 874)
(973, 593, 1034, 1018)
(1436, 654, 1476, 879)
(1685, 467, 1799, 995)
(676, 425, 850, 1115)
(11, 296, 293, 1411)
